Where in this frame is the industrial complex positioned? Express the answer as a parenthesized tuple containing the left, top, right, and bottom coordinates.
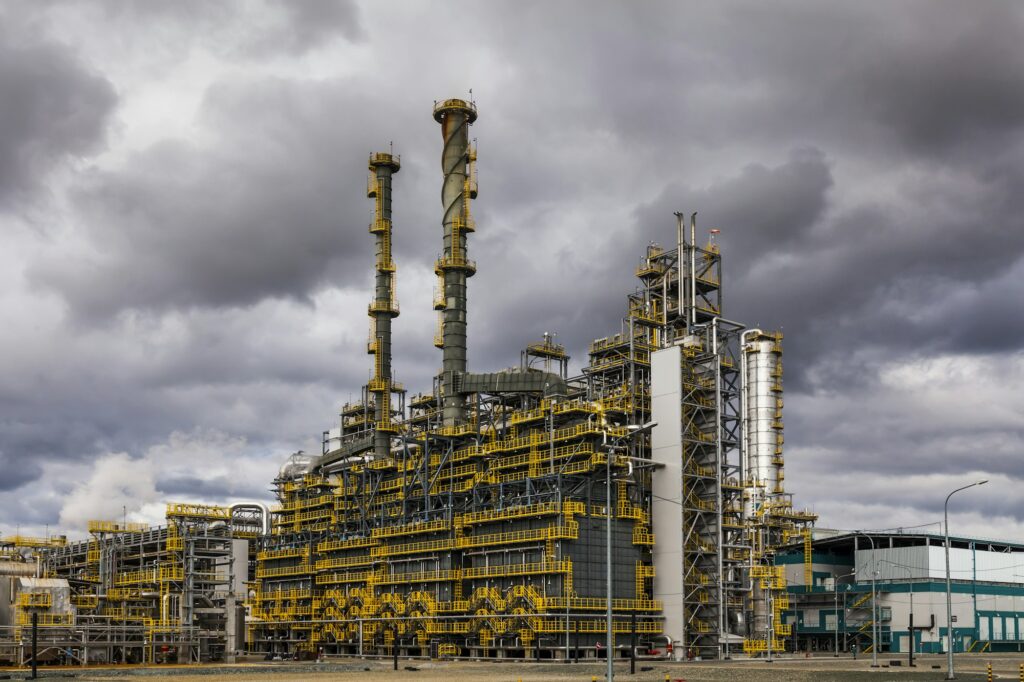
(1, 98, 1019, 669)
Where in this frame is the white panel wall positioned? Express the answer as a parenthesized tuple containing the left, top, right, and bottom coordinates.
(651, 345, 684, 658)
(855, 544, 1024, 584)
(855, 546, 929, 580)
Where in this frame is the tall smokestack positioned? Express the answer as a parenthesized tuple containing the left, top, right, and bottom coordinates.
(367, 151, 401, 458)
(433, 98, 477, 426)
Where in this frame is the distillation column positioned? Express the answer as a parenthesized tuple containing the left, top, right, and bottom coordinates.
(742, 331, 784, 512)
(367, 152, 401, 458)
(433, 99, 478, 426)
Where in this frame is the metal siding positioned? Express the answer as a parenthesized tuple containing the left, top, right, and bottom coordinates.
(925, 545, 1023, 583)
(855, 546, 928, 580)
(651, 345, 684, 653)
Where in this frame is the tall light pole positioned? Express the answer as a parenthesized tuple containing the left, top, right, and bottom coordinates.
(879, 560, 914, 667)
(853, 531, 879, 668)
(944, 480, 987, 680)
(833, 571, 856, 657)
(603, 420, 656, 682)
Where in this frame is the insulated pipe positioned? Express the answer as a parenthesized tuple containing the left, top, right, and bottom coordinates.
(368, 152, 401, 456)
(0, 561, 36, 576)
(230, 502, 272, 537)
(433, 98, 477, 426)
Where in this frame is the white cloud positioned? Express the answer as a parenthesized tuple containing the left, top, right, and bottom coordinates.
(56, 429, 281, 537)
(59, 452, 160, 530)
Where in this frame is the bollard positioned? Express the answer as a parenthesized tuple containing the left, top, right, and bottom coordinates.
(1019, 662, 1023, 682)
(987, 662, 992, 682)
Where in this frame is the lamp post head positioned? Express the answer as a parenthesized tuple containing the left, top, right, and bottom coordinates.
(627, 421, 658, 435)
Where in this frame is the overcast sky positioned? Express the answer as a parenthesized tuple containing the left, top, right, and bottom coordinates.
(1, 1, 1022, 542)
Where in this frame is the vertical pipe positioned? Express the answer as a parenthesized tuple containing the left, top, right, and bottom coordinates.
(433, 99, 477, 426)
(31, 611, 38, 679)
(368, 152, 401, 458)
(712, 320, 725, 657)
(689, 213, 697, 330)
(607, 442, 614, 682)
(674, 211, 686, 335)
(631, 611, 637, 675)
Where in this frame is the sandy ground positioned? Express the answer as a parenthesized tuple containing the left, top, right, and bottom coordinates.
(3, 653, 1019, 680)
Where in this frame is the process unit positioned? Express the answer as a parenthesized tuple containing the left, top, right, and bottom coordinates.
(247, 98, 816, 662)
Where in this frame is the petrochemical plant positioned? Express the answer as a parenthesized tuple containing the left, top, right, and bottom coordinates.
(18, 97, 1017, 668)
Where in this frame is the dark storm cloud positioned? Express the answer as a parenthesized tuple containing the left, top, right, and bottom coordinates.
(250, 0, 364, 54)
(30, 78, 405, 317)
(835, 4, 1024, 157)
(0, 450, 42, 491)
(35, 0, 363, 58)
(0, 24, 115, 205)
(3, 0, 1024, 534)
(158, 474, 269, 500)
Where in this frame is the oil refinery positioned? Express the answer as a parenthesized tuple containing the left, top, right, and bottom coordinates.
(3, 97, 827, 665)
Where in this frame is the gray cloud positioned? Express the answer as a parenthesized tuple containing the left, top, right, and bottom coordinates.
(252, 0, 363, 54)
(0, 450, 42, 492)
(31, 78, 398, 316)
(2, 0, 1024, 538)
(0, 22, 115, 205)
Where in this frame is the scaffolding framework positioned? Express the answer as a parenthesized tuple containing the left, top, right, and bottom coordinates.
(0, 504, 252, 666)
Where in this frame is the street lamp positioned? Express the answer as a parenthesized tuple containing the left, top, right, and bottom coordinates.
(853, 531, 879, 668)
(603, 420, 656, 682)
(833, 571, 856, 657)
(944, 479, 987, 680)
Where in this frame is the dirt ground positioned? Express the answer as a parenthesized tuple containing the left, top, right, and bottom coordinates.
(3, 653, 1019, 681)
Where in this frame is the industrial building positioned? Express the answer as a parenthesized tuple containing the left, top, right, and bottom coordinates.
(780, 530, 1024, 655)
(0, 97, 825, 665)
(0, 503, 265, 666)
(247, 97, 815, 661)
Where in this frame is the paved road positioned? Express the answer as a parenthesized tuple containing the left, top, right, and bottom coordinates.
(5, 653, 1015, 680)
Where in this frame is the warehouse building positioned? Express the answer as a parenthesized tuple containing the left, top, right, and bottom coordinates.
(780, 530, 1024, 655)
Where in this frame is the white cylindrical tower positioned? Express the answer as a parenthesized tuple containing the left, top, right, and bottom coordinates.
(743, 331, 784, 511)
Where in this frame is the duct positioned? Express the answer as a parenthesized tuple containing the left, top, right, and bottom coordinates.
(0, 560, 36, 576)
(457, 371, 567, 397)
(230, 502, 271, 537)
(313, 434, 374, 472)
(433, 98, 477, 426)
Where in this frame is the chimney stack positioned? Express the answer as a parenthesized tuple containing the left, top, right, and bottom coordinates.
(432, 99, 477, 426)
